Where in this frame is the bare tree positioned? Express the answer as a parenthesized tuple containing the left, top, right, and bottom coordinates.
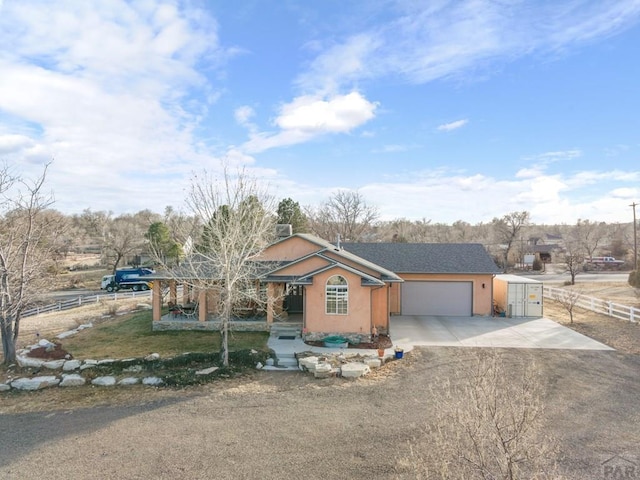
(562, 234, 584, 285)
(552, 288, 582, 324)
(103, 214, 146, 271)
(492, 211, 530, 272)
(0, 164, 63, 364)
(164, 166, 277, 367)
(397, 351, 559, 479)
(306, 190, 378, 242)
(574, 219, 606, 261)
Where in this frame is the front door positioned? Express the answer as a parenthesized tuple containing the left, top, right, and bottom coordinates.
(284, 284, 304, 313)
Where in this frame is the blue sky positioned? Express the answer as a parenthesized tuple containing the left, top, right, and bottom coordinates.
(1, 0, 639, 225)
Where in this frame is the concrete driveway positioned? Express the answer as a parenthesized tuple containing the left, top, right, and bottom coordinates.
(390, 315, 614, 351)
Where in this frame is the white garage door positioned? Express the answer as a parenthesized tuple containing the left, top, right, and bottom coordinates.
(401, 281, 473, 316)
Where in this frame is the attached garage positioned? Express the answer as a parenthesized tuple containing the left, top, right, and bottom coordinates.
(401, 281, 473, 316)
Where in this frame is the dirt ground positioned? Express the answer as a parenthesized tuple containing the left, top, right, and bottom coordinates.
(1, 281, 639, 479)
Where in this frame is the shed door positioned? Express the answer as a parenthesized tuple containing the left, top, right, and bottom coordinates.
(401, 281, 473, 316)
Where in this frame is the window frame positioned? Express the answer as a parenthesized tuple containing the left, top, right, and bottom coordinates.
(325, 274, 348, 315)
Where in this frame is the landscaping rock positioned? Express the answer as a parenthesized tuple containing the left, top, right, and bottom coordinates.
(298, 356, 319, 371)
(37, 339, 57, 349)
(92, 376, 116, 386)
(118, 377, 140, 386)
(63, 359, 82, 371)
(60, 374, 86, 387)
(97, 359, 115, 365)
(364, 358, 382, 369)
(142, 377, 163, 386)
(196, 366, 219, 375)
(144, 353, 160, 361)
(11, 376, 60, 390)
(0, 383, 10, 391)
(43, 359, 66, 370)
(340, 362, 371, 378)
(123, 365, 143, 373)
(17, 355, 45, 368)
(56, 330, 77, 339)
(313, 362, 335, 379)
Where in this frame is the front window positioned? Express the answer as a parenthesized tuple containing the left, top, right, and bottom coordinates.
(326, 275, 348, 315)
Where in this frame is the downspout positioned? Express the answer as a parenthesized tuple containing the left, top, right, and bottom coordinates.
(370, 283, 385, 338)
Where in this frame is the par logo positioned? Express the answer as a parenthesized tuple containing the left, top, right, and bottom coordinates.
(602, 455, 637, 479)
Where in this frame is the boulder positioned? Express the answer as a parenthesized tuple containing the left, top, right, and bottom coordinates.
(42, 359, 66, 370)
(11, 376, 60, 391)
(60, 374, 86, 387)
(340, 362, 371, 378)
(16, 355, 45, 368)
(0, 383, 10, 392)
(37, 339, 56, 349)
(364, 358, 382, 369)
(63, 359, 82, 371)
(144, 353, 160, 361)
(92, 376, 116, 387)
(142, 377, 163, 386)
(118, 377, 140, 386)
(298, 356, 319, 371)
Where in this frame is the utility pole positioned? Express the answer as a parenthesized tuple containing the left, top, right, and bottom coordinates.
(631, 202, 638, 271)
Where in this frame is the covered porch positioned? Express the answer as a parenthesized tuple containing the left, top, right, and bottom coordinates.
(150, 277, 300, 332)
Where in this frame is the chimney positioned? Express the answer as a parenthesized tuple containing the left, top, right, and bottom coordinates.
(276, 224, 293, 238)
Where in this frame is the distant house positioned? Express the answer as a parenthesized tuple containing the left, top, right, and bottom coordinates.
(150, 234, 500, 341)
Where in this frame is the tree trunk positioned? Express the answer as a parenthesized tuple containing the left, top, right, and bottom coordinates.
(220, 295, 231, 367)
(1, 319, 16, 365)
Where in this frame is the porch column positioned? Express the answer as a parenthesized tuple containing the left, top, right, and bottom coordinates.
(169, 281, 177, 306)
(152, 279, 162, 321)
(198, 289, 207, 322)
(266, 283, 275, 324)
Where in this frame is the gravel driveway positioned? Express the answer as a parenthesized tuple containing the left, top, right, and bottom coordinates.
(2, 347, 640, 479)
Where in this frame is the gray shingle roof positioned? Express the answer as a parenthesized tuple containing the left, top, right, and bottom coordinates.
(341, 243, 501, 274)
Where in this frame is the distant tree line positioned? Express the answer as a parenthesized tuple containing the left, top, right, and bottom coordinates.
(2, 163, 638, 364)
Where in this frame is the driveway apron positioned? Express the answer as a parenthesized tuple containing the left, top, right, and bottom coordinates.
(390, 316, 613, 350)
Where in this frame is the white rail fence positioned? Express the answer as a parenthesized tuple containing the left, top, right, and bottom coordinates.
(544, 286, 639, 324)
(23, 290, 153, 318)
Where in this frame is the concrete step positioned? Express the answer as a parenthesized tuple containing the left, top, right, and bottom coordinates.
(270, 324, 302, 338)
(276, 357, 299, 368)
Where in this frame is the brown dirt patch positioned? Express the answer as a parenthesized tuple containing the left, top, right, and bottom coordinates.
(25, 342, 73, 360)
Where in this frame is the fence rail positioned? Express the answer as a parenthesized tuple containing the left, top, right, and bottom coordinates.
(543, 286, 638, 323)
(23, 290, 152, 318)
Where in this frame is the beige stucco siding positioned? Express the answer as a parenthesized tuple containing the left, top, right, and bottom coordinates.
(304, 268, 373, 335)
(271, 255, 329, 276)
(258, 236, 322, 261)
(398, 273, 494, 316)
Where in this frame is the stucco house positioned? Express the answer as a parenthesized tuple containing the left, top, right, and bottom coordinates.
(151, 233, 501, 342)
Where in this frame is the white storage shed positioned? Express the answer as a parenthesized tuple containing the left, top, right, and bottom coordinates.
(493, 274, 543, 318)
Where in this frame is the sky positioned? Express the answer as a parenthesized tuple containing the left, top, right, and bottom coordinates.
(1, 0, 639, 225)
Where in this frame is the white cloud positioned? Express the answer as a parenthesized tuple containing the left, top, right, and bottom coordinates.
(296, 2, 640, 91)
(0, 134, 34, 154)
(234, 106, 255, 126)
(437, 119, 468, 132)
(243, 92, 377, 153)
(0, 1, 227, 213)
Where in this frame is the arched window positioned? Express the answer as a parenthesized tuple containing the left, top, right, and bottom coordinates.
(326, 275, 348, 315)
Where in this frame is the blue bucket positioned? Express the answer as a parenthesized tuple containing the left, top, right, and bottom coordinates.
(395, 350, 404, 359)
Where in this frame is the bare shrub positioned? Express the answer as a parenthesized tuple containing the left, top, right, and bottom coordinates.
(552, 289, 582, 324)
(102, 301, 119, 316)
(396, 351, 560, 479)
